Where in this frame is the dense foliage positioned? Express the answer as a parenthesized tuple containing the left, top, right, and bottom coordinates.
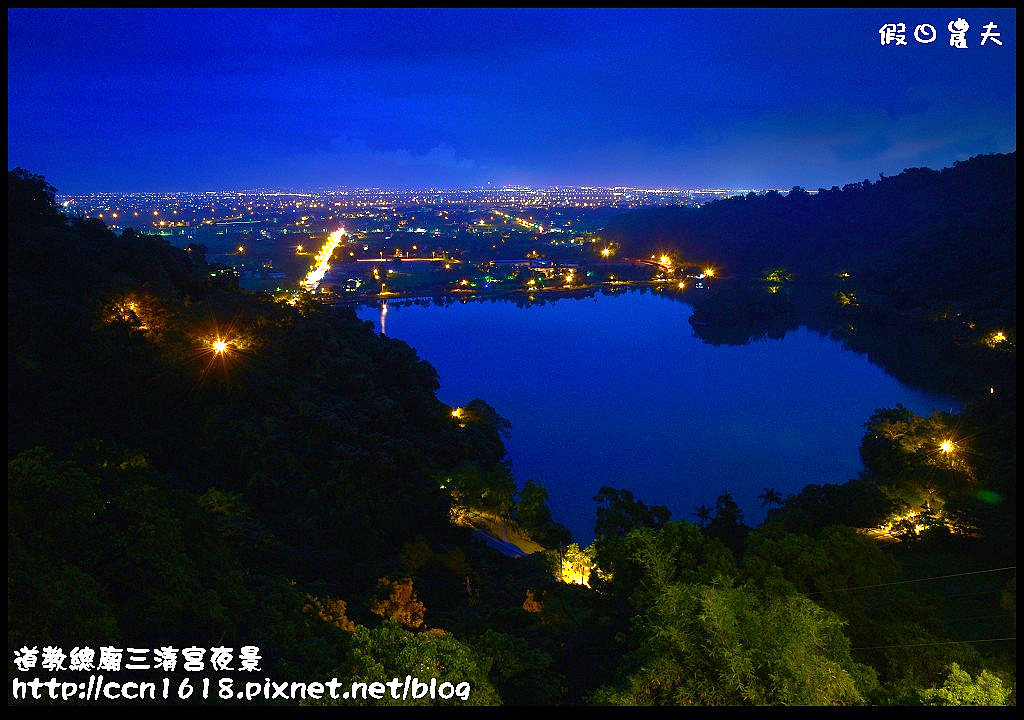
(7, 167, 1014, 706)
(605, 153, 1015, 329)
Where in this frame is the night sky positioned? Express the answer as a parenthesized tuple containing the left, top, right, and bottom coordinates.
(7, 8, 1016, 192)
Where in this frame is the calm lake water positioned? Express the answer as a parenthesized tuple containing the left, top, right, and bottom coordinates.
(355, 290, 958, 544)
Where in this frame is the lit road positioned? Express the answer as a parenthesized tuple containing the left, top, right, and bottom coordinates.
(300, 228, 346, 291)
(492, 209, 546, 233)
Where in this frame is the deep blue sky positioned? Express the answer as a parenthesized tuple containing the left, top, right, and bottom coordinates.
(7, 8, 1016, 192)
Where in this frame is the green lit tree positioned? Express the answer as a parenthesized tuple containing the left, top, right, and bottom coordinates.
(918, 663, 1010, 706)
(591, 582, 875, 706)
(316, 620, 501, 706)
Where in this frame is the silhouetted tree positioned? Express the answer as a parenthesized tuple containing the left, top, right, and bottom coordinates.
(706, 492, 749, 555)
(594, 487, 671, 539)
(758, 488, 783, 510)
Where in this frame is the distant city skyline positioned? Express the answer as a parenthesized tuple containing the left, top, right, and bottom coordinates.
(57, 183, 792, 196)
(8, 8, 1016, 193)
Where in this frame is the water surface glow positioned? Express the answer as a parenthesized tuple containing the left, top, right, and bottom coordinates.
(356, 292, 958, 543)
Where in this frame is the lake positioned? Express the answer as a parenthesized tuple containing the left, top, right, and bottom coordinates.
(355, 290, 958, 544)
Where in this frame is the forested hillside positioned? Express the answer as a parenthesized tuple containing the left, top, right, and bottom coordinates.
(606, 153, 1015, 328)
(8, 168, 1014, 706)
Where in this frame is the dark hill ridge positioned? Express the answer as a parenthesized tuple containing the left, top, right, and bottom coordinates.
(604, 152, 1015, 323)
(7, 167, 520, 641)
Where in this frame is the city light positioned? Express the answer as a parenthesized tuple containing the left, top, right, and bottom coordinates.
(212, 339, 229, 354)
(983, 329, 1008, 348)
(939, 439, 954, 454)
(58, 188, 733, 302)
(704, 267, 715, 277)
(300, 228, 346, 291)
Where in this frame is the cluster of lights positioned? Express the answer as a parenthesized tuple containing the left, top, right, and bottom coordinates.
(106, 297, 150, 330)
(492, 209, 546, 233)
(300, 228, 346, 291)
(62, 184, 779, 239)
(982, 330, 1009, 348)
(559, 558, 591, 587)
(450, 407, 470, 427)
(875, 507, 957, 537)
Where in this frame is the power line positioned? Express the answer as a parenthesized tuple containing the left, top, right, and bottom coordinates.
(853, 637, 1015, 651)
(939, 587, 1007, 600)
(952, 613, 1015, 623)
(807, 566, 1015, 596)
